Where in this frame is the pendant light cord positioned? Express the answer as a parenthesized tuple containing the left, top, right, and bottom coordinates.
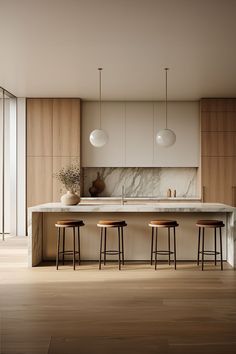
(165, 68, 169, 129)
(98, 68, 102, 129)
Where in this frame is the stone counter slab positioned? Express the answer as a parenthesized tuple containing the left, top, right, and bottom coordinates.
(29, 202, 234, 213)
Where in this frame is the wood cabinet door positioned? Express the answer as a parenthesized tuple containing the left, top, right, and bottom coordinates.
(27, 157, 53, 207)
(53, 98, 80, 157)
(202, 157, 234, 205)
(201, 132, 236, 157)
(201, 98, 236, 114)
(27, 99, 53, 156)
(201, 111, 236, 132)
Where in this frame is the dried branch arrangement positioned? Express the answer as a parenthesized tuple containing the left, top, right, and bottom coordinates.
(54, 162, 80, 193)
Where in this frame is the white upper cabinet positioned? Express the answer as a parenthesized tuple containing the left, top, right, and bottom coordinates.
(154, 102, 200, 167)
(125, 103, 154, 167)
(82, 101, 200, 167)
(82, 102, 124, 167)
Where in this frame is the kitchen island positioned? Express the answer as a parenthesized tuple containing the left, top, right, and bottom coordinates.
(28, 202, 236, 267)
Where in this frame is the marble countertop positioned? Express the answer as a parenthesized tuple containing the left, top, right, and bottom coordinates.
(29, 202, 235, 213)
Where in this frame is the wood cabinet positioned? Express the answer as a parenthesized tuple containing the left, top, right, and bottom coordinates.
(27, 157, 53, 207)
(53, 99, 80, 157)
(82, 101, 200, 167)
(201, 98, 236, 206)
(202, 157, 235, 205)
(201, 132, 236, 156)
(27, 98, 80, 207)
(27, 99, 53, 156)
(201, 111, 236, 132)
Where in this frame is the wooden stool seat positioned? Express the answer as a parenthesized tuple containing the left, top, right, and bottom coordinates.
(149, 220, 178, 270)
(196, 220, 224, 270)
(97, 220, 127, 227)
(56, 219, 84, 227)
(98, 220, 126, 270)
(55, 220, 84, 270)
(149, 220, 179, 227)
(196, 220, 224, 228)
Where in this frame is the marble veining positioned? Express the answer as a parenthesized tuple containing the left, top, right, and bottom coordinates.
(29, 202, 235, 213)
(83, 167, 198, 198)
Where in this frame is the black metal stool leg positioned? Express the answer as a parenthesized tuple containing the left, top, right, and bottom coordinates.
(202, 227, 205, 271)
(197, 227, 201, 265)
(151, 227, 154, 265)
(73, 227, 76, 270)
(62, 228, 65, 265)
(219, 227, 223, 270)
(155, 228, 158, 270)
(121, 226, 124, 265)
(173, 227, 177, 270)
(168, 227, 171, 265)
(118, 227, 121, 270)
(99, 228, 103, 270)
(78, 227, 81, 265)
(56, 228, 60, 270)
(214, 227, 217, 266)
(104, 228, 107, 265)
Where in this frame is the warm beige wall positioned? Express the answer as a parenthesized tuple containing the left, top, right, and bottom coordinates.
(27, 98, 81, 207)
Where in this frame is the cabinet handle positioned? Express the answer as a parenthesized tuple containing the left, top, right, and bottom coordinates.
(232, 186, 236, 207)
(202, 186, 206, 202)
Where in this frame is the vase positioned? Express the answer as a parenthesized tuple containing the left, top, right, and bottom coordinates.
(89, 172, 105, 197)
(60, 191, 80, 205)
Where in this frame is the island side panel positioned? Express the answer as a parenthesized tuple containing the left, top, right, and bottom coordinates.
(42, 212, 227, 263)
(28, 211, 44, 266)
(226, 211, 236, 267)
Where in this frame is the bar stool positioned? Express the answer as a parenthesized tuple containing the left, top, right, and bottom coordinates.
(55, 219, 85, 270)
(149, 220, 178, 270)
(196, 219, 224, 271)
(97, 220, 127, 270)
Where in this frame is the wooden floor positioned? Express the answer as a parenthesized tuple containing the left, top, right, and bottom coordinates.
(0, 237, 236, 354)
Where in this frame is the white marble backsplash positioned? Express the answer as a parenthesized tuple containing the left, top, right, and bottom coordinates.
(82, 168, 198, 198)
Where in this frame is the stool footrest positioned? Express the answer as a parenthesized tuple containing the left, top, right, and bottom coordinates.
(199, 250, 221, 256)
(101, 250, 123, 256)
(58, 250, 80, 255)
(152, 250, 174, 255)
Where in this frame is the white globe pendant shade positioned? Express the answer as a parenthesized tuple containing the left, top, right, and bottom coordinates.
(89, 129, 108, 147)
(156, 128, 176, 147)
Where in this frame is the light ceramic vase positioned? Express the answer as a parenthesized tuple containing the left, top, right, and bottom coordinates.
(60, 191, 80, 205)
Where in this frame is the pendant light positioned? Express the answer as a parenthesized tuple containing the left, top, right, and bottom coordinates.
(156, 68, 176, 147)
(89, 68, 108, 147)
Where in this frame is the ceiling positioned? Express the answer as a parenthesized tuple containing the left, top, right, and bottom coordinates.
(0, 0, 236, 100)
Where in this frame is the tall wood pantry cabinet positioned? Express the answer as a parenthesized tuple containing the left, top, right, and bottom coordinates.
(201, 98, 236, 206)
(27, 98, 81, 207)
